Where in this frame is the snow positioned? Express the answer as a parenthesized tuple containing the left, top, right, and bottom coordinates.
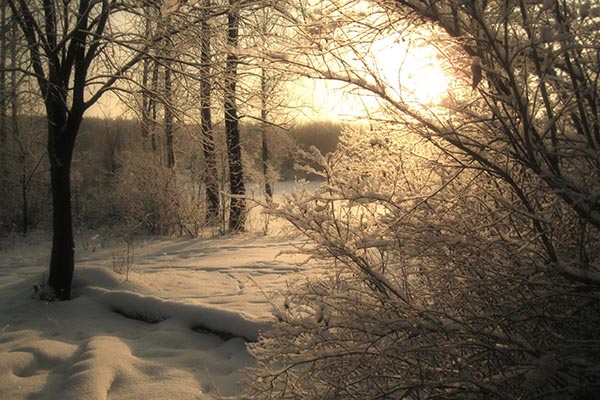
(0, 214, 315, 399)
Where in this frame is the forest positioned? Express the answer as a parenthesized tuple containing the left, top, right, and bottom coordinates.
(0, 116, 342, 235)
(1, 0, 599, 399)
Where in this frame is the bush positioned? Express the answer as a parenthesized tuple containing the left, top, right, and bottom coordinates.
(113, 152, 205, 236)
(245, 127, 600, 400)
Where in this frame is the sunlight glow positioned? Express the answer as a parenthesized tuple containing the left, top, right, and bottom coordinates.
(297, 38, 452, 121)
(293, 0, 454, 121)
(362, 33, 452, 107)
(392, 46, 450, 105)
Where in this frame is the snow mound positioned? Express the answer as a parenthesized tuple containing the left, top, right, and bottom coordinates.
(86, 286, 271, 341)
(63, 336, 205, 400)
(14, 339, 78, 370)
(0, 232, 310, 399)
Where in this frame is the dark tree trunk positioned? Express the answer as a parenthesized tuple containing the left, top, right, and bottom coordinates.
(200, 0, 219, 223)
(165, 58, 175, 169)
(141, 57, 151, 143)
(225, 0, 245, 232)
(226, 112, 246, 232)
(150, 60, 159, 152)
(261, 128, 272, 200)
(49, 159, 74, 300)
(9, 7, 26, 235)
(201, 96, 219, 223)
(21, 170, 27, 235)
(47, 113, 80, 300)
(0, 1, 7, 153)
(260, 68, 272, 201)
(140, 6, 155, 147)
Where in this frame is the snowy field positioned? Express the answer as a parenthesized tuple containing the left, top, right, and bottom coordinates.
(0, 188, 318, 399)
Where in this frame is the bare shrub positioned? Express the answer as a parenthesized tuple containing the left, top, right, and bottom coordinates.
(245, 127, 600, 400)
(111, 152, 205, 237)
(112, 238, 134, 282)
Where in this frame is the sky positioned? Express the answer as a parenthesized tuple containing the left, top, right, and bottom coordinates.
(86, 0, 453, 124)
(90, 57, 451, 123)
(87, 78, 367, 122)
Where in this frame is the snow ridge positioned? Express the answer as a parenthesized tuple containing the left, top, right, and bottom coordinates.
(85, 286, 271, 341)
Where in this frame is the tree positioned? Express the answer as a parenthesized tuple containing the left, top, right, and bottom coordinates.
(259, 67, 273, 200)
(263, 0, 600, 272)
(0, 0, 8, 168)
(137, 3, 178, 167)
(263, 0, 600, 284)
(246, 7, 295, 202)
(199, 0, 220, 223)
(382, 0, 600, 284)
(163, 24, 176, 169)
(5, 0, 166, 299)
(224, 0, 246, 232)
(140, 3, 160, 152)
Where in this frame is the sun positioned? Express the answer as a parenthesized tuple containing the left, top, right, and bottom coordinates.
(373, 37, 451, 106)
(294, 44, 451, 122)
(290, 8, 453, 121)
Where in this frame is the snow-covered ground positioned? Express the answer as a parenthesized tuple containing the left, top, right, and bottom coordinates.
(0, 210, 314, 399)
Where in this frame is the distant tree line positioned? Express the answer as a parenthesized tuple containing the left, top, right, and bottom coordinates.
(0, 115, 343, 236)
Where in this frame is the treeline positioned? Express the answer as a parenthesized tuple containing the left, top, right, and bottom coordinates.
(248, 120, 344, 180)
(0, 115, 343, 237)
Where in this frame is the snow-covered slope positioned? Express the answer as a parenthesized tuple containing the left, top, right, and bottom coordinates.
(0, 230, 311, 399)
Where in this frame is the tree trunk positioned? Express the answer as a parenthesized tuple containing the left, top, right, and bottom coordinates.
(260, 68, 273, 201)
(0, 1, 7, 158)
(200, 0, 219, 223)
(201, 97, 219, 223)
(49, 159, 74, 300)
(140, 8, 153, 146)
(226, 117, 246, 232)
(225, 0, 245, 232)
(164, 57, 175, 169)
(47, 113, 80, 300)
(261, 128, 272, 200)
(150, 60, 159, 152)
(141, 58, 151, 144)
(21, 168, 27, 236)
(10, 14, 26, 236)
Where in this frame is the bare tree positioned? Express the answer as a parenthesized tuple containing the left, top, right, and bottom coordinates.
(382, 0, 600, 284)
(163, 26, 176, 168)
(140, 3, 160, 151)
(199, 0, 220, 223)
(268, 0, 600, 284)
(224, 0, 246, 232)
(249, 9, 291, 201)
(259, 67, 273, 199)
(5, 0, 169, 299)
(0, 0, 7, 162)
(234, 3, 301, 204)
